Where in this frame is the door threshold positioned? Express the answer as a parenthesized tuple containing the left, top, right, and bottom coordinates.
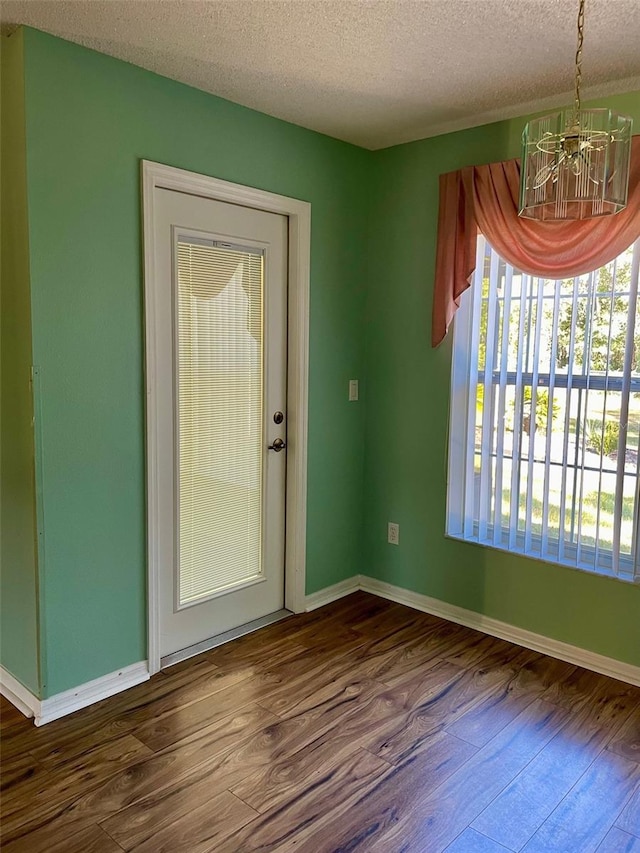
(160, 609, 293, 669)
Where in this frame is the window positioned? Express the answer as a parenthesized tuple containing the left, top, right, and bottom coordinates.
(447, 235, 640, 583)
(177, 238, 264, 605)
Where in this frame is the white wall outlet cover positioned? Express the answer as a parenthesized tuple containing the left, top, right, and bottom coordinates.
(388, 522, 399, 545)
(348, 379, 359, 401)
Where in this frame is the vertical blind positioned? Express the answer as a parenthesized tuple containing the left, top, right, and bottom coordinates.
(448, 235, 640, 582)
(176, 238, 265, 606)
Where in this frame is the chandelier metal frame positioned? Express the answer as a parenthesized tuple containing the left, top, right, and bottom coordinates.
(518, 0, 632, 221)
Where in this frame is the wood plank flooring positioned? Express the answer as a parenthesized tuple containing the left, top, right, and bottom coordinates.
(1, 592, 639, 852)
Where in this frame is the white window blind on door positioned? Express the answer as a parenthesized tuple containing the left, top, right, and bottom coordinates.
(176, 238, 265, 607)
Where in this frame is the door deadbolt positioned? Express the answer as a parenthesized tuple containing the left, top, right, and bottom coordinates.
(273, 411, 284, 425)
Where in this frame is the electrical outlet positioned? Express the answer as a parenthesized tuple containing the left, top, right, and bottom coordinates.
(388, 522, 399, 545)
(349, 379, 359, 401)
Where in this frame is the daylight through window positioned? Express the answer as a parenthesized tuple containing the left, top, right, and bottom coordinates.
(447, 235, 640, 582)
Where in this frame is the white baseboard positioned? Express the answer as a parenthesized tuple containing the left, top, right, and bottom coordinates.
(307, 574, 640, 688)
(0, 668, 41, 721)
(1, 662, 150, 726)
(305, 576, 362, 611)
(5, 570, 637, 726)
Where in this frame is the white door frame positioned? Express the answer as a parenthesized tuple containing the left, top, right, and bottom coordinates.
(142, 160, 310, 675)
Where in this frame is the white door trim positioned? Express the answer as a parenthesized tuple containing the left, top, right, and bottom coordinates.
(142, 160, 310, 675)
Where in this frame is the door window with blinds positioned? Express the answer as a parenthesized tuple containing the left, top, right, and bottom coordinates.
(448, 235, 640, 582)
(175, 235, 265, 607)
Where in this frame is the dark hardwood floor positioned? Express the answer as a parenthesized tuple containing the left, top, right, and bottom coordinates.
(1, 592, 639, 852)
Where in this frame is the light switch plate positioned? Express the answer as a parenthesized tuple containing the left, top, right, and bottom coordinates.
(349, 379, 359, 401)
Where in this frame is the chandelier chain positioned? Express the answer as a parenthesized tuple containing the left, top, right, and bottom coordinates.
(574, 0, 585, 115)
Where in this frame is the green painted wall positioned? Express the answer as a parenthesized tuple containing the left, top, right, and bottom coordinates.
(20, 28, 371, 696)
(8, 25, 638, 697)
(0, 30, 41, 695)
(364, 91, 640, 666)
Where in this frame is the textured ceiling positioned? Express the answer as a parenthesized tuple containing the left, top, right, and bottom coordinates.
(2, 0, 639, 150)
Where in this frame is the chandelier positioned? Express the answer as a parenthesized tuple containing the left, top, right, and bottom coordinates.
(519, 0, 632, 221)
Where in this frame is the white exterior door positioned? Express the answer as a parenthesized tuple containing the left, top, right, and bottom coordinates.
(152, 187, 288, 660)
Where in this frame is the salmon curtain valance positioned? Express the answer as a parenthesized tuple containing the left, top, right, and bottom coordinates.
(432, 135, 640, 347)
